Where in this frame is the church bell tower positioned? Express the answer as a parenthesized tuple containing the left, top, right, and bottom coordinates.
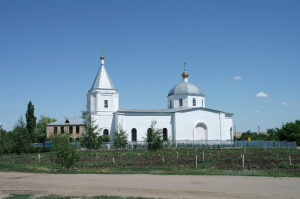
(86, 51, 119, 135)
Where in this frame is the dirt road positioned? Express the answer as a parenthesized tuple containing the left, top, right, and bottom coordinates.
(0, 172, 299, 198)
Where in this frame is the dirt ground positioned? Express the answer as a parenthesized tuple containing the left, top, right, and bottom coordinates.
(0, 172, 300, 199)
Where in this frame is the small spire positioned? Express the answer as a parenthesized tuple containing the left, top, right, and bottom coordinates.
(100, 49, 104, 60)
(182, 62, 189, 78)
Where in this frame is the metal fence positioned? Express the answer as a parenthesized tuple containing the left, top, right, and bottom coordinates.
(99, 140, 297, 150)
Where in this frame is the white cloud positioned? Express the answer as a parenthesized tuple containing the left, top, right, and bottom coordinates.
(292, 102, 299, 105)
(255, 110, 261, 114)
(234, 76, 242, 80)
(256, 92, 268, 98)
(282, 102, 288, 106)
(0, 123, 6, 126)
(264, 100, 271, 103)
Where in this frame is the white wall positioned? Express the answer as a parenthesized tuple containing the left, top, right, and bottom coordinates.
(117, 113, 172, 141)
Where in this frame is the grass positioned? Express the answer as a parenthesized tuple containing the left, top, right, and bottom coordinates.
(0, 148, 299, 177)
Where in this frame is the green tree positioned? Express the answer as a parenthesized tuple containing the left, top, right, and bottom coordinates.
(276, 120, 300, 145)
(34, 115, 57, 143)
(266, 128, 278, 141)
(145, 120, 163, 151)
(80, 111, 102, 151)
(25, 101, 37, 142)
(11, 116, 31, 155)
(113, 125, 128, 149)
(239, 130, 268, 141)
(50, 134, 79, 169)
(0, 124, 7, 154)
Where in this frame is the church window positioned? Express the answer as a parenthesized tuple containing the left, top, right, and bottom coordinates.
(131, 128, 137, 142)
(103, 129, 109, 135)
(61, 126, 64, 134)
(104, 100, 108, 108)
(69, 126, 73, 134)
(169, 100, 172, 108)
(163, 128, 168, 141)
(54, 127, 57, 134)
(76, 126, 80, 134)
(179, 98, 183, 107)
(193, 98, 196, 106)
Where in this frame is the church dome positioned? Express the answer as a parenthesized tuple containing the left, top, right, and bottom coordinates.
(168, 82, 204, 96)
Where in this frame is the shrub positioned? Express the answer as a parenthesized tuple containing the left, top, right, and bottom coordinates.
(50, 135, 79, 169)
(113, 125, 128, 149)
(145, 120, 163, 151)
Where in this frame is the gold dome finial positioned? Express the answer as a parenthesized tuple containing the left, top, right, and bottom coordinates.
(182, 62, 189, 78)
(100, 49, 104, 60)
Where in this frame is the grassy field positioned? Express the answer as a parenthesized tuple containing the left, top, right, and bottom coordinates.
(0, 148, 299, 177)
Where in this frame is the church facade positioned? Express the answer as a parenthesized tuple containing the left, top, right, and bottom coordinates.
(87, 54, 233, 142)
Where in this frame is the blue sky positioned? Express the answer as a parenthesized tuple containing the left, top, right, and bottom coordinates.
(0, 0, 299, 132)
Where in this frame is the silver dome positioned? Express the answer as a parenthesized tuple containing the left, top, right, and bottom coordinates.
(168, 82, 204, 96)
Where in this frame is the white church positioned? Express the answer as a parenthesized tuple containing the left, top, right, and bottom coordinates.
(87, 54, 233, 142)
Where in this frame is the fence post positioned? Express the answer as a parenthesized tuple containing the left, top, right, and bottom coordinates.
(242, 154, 244, 168)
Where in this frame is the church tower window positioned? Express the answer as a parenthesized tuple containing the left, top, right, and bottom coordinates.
(169, 100, 172, 108)
(131, 128, 137, 142)
(193, 98, 196, 106)
(163, 128, 168, 141)
(104, 100, 108, 108)
(179, 98, 183, 107)
(103, 129, 109, 135)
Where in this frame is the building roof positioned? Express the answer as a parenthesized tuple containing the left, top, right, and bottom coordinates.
(168, 66, 204, 97)
(90, 58, 115, 90)
(168, 81, 204, 96)
(47, 117, 83, 126)
(118, 107, 233, 115)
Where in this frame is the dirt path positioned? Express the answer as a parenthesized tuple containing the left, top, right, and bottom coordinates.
(0, 172, 300, 199)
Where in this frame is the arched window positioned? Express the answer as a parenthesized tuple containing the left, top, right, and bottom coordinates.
(131, 128, 137, 142)
(169, 100, 172, 108)
(193, 98, 196, 106)
(103, 129, 109, 136)
(104, 100, 108, 108)
(179, 98, 183, 107)
(163, 128, 168, 141)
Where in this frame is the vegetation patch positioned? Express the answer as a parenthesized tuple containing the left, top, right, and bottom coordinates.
(0, 148, 299, 177)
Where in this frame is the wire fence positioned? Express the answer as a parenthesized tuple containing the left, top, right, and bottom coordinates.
(97, 140, 297, 150)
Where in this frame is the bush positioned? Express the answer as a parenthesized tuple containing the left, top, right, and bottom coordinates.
(145, 120, 163, 151)
(50, 135, 79, 169)
(113, 125, 128, 149)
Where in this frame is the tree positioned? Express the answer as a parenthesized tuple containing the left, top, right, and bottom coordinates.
(276, 120, 300, 145)
(26, 101, 37, 142)
(266, 128, 278, 141)
(145, 120, 163, 151)
(113, 125, 128, 149)
(50, 134, 79, 169)
(0, 124, 7, 154)
(11, 116, 31, 155)
(80, 111, 102, 151)
(34, 115, 57, 143)
(238, 130, 268, 141)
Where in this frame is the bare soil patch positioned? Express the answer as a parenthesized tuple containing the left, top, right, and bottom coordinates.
(1, 172, 300, 199)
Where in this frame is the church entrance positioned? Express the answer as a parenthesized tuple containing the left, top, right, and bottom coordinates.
(194, 123, 207, 140)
